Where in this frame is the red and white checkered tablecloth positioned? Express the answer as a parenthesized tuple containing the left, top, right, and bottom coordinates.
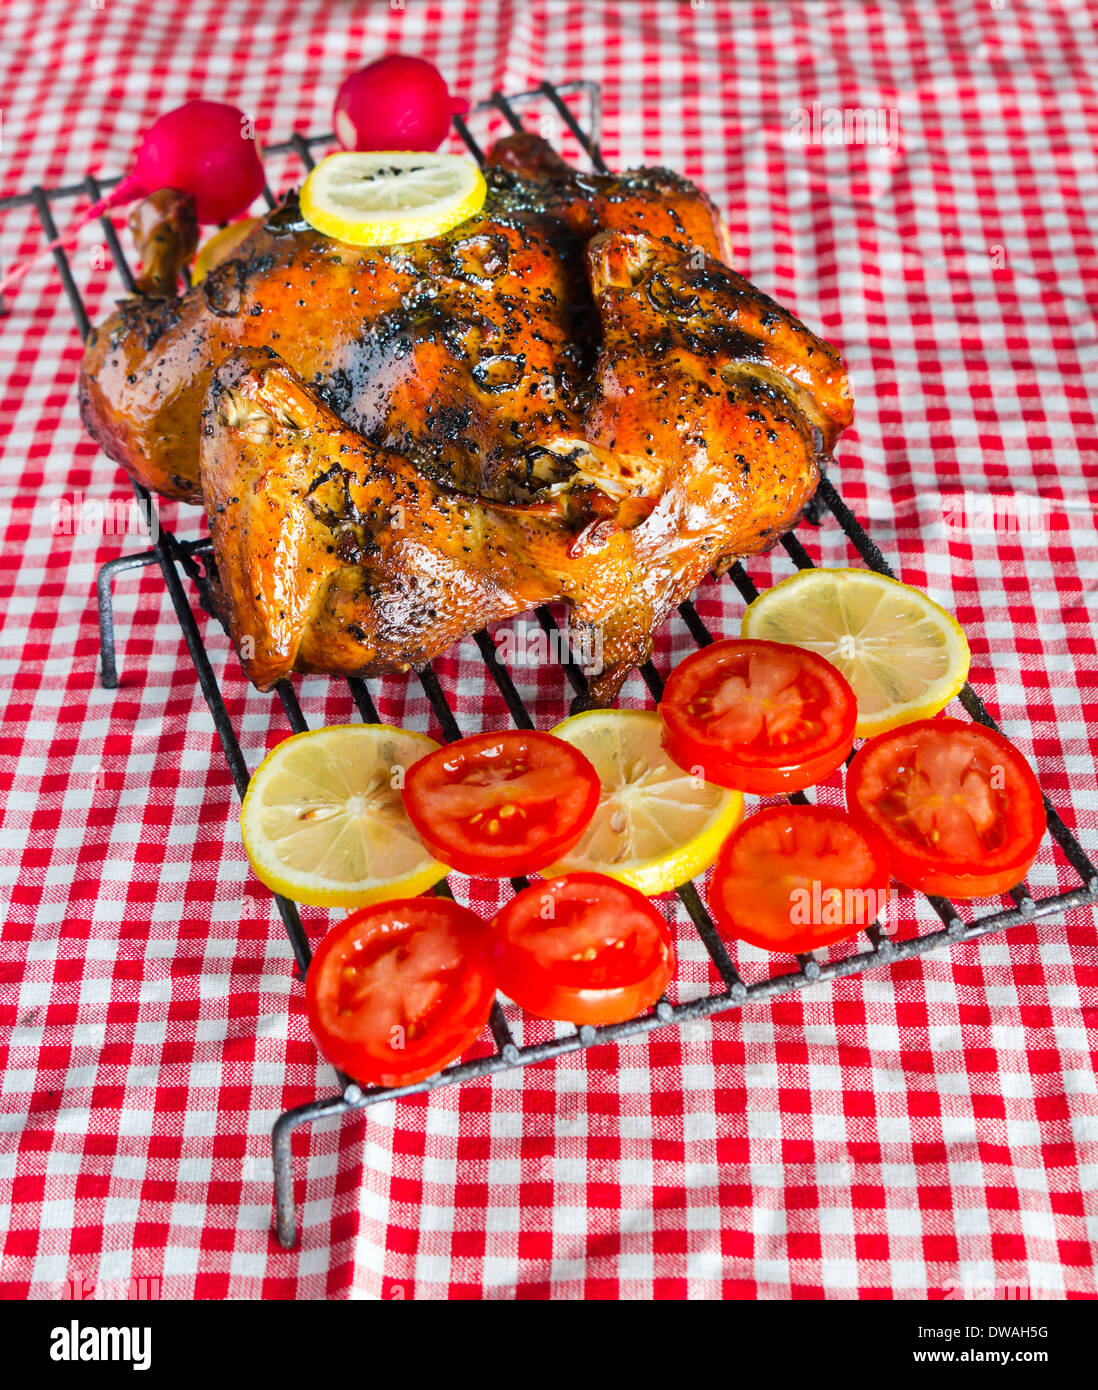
(0, 0, 1096, 1301)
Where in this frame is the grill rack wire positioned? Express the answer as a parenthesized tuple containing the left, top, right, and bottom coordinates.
(3, 80, 1095, 1251)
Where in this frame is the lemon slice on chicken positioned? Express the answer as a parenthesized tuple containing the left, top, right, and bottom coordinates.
(546, 709, 744, 896)
(741, 567, 970, 738)
(299, 151, 486, 247)
(240, 725, 449, 907)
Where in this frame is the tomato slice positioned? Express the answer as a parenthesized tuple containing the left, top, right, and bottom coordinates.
(402, 730, 601, 877)
(846, 718, 1046, 898)
(490, 872, 675, 1025)
(658, 638, 857, 793)
(708, 804, 892, 953)
(305, 898, 496, 1087)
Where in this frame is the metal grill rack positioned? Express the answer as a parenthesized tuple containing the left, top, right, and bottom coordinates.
(3, 80, 1095, 1251)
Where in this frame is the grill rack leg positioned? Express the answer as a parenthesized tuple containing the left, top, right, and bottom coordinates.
(95, 536, 216, 688)
(96, 548, 159, 687)
(272, 1109, 299, 1249)
(273, 1095, 358, 1249)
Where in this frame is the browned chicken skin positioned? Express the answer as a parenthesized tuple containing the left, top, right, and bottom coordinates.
(80, 133, 852, 703)
(80, 140, 733, 503)
(203, 228, 848, 703)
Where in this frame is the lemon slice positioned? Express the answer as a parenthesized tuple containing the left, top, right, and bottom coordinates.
(240, 724, 450, 907)
(546, 709, 744, 896)
(298, 151, 486, 247)
(741, 567, 970, 738)
(192, 217, 261, 282)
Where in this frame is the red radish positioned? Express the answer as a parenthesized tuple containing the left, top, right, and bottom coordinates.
(334, 55, 468, 153)
(0, 100, 265, 296)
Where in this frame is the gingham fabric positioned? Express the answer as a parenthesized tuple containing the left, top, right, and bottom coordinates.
(1, 0, 1095, 1300)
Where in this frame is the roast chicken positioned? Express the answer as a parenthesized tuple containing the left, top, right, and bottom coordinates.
(78, 133, 852, 703)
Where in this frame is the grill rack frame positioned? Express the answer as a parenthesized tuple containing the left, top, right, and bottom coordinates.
(4, 79, 1095, 1251)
